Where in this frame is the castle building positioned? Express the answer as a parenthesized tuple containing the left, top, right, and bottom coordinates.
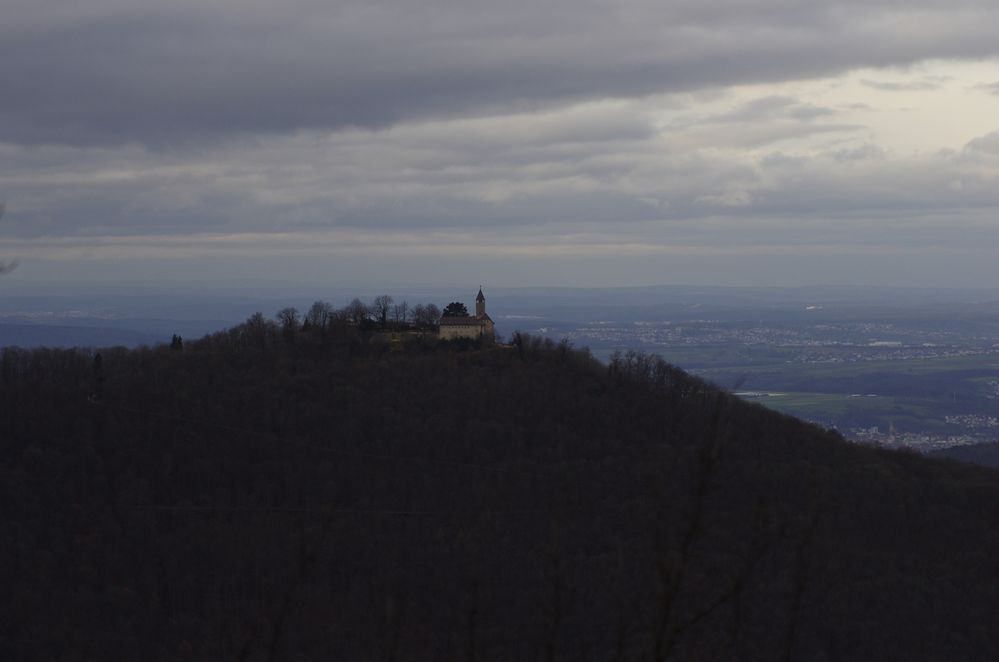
(438, 288, 495, 342)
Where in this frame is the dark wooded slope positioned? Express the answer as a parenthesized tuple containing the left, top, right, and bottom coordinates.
(2, 322, 999, 660)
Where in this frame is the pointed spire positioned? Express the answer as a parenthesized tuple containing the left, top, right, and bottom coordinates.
(475, 287, 486, 317)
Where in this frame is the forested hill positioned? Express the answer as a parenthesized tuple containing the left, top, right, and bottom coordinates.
(4, 318, 999, 661)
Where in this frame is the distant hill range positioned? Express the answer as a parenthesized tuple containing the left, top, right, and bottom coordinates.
(0, 321, 165, 348)
(4, 317, 999, 660)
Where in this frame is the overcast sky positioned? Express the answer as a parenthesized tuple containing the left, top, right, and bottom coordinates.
(3, 0, 999, 291)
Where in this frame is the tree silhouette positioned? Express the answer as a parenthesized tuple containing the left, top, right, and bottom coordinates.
(372, 295, 394, 329)
(392, 301, 409, 324)
(443, 302, 468, 317)
(305, 301, 333, 330)
(344, 298, 370, 326)
(411, 303, 442, 328)
(276, 307, 300, 342)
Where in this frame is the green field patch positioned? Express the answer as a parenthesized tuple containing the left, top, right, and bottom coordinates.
(738, 391, 889, 415)
(702, 353, 999, 380)
(737, 391, 939, 428)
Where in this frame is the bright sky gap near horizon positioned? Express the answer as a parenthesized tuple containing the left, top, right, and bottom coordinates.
(3, 1, 999, 291)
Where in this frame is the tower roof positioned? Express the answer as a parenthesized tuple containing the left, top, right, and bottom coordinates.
(476, 287, 485, 302)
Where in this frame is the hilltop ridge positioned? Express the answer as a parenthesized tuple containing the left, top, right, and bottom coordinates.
(3, 316, 999, 660)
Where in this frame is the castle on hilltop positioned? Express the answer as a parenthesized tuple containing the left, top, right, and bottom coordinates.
(438, 288, 495, 343)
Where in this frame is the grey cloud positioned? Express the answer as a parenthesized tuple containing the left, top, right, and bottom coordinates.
(762, 143, 889, 172)
(759, 152, 809, 169)
(973, 82, 999, 95)
(680, 121, 862, 150)
(8, 124, 999, 243)
(964, 131, 999, 155)
(860, 79, 943, 91)
(787, 105, 837, 121)
(725, 146, 999, 219)
(3, 0, 999, 147)
(830, 143, 886, 162)
(704, 96, 838, 124)
(5, 46, 999, 285)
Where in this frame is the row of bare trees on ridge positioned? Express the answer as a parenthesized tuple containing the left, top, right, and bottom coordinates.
(274, 295, 442, 334)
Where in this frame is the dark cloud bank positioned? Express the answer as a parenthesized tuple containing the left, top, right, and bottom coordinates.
(4, 0, 999, 147)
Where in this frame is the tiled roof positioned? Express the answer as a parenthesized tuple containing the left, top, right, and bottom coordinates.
(439, 316, 486, 326)
(439, 314, 493, 326)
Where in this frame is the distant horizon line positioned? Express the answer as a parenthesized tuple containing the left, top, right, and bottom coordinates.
(5, 279, 999, 293)
(5, 279, 999, 310)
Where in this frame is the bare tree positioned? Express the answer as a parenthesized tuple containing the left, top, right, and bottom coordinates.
(343, 298, 370, 326)
(372, 294, 394, 329)
(411, 303, 442, 329)
(411, 304, 426, 327)
(276, 307, 299, 329)
(650, 393, 771, 662)
(305, 300, 333, 329)
(328, 306, 350, 325)
(276, 307, 300, 341)
(392, 300, 409, 324)
(426, 303, 441, 327)
(242, 312, 277, 349)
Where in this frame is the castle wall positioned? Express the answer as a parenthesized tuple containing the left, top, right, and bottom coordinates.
(439, 320, 494, 342)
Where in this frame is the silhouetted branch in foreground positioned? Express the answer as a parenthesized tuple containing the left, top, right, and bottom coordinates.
(783, 480, 822, 662)
(652, 394, 772, 661)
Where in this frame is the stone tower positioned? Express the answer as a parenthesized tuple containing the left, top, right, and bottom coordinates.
(475, 287, 486, 317)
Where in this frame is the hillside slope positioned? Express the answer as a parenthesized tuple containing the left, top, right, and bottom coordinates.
(3, 322, 999, 660)
(932, 441, 999, 469)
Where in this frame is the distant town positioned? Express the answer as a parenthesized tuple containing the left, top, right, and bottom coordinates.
(519, 295, 999, 453)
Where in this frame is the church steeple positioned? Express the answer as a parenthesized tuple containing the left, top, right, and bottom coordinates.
(475, 287, 486, 317)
